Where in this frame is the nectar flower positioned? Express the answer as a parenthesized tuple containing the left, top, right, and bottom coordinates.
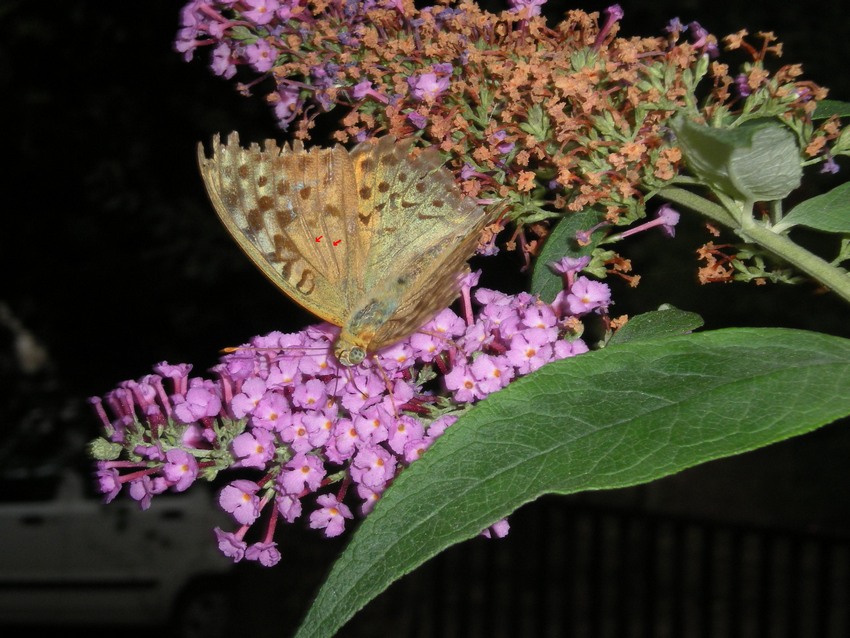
(508, 0, 546, 17)
(408, 71, 451, 103)
(561, 277, 612, 316)
(618, 204, 681, 240)
(310, 494, 354, 538)
(163, 449, 199, 491)
(245, 541, 281, 567)
(219, 479, 261, 525)
(92, 274, 612, 565)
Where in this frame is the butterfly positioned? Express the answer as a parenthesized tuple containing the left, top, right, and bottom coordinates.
(197, 133, 494, 367)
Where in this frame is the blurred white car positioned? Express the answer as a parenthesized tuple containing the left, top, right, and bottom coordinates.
(0, 466, 235, 637)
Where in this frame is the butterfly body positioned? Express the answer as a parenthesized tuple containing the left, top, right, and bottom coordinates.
(198, 133, 492, 366)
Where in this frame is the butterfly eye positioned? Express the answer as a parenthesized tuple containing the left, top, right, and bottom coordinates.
(336, 345, 366, 367)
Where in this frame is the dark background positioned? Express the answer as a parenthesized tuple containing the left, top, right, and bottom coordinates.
(2, 0, 850, 635)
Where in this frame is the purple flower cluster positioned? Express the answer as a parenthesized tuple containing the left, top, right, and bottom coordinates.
(174, 0, 465, 129)
(90, 269, 608, 566)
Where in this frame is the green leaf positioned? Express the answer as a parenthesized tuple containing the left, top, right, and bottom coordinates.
(294, 328, 850, 638)
(814, 99, 850, 120)
(607, 306, 704, 346)
(518, 103, 551, 143)
(671, 115, 802, 203)
(530, 207, 604, 303)
(773, 181, 850, 233)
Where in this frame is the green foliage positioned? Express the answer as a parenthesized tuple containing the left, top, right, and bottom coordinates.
(813, 99, 850, 119)
(773, 182, 850, 233)
(670, 115, 803, 204)
(606, 307, 704, 345)
(295, 328, 850, 638)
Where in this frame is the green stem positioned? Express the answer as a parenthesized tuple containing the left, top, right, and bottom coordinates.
(737, 220, 850, 303)
(658, 186, 850, 305)
(658, 186, 739, 228)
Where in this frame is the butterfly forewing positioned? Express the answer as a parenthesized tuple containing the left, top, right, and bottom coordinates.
(198, 133, 365, 325)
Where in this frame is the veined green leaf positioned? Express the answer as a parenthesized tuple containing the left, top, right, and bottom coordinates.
(295, 328, 850, 638)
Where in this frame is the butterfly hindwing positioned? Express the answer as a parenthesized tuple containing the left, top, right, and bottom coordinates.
(347, 136, 491, 351)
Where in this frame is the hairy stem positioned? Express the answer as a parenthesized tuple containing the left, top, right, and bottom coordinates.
(658, 186, 850, 305)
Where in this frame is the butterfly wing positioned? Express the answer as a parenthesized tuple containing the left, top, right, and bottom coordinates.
(198, 133, 367, 326)
(344, 136, 493, 351)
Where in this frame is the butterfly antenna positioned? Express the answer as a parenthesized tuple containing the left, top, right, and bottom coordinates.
(218, 344, 326, 357)
(371, 355, 400, 419)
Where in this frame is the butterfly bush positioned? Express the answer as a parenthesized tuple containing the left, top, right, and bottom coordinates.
(91, 268, 605, 566)
(175, 0, 840, 277)
(89, 0, 850, 566)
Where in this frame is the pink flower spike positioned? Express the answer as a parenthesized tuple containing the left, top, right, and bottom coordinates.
(128, 476, 155, 510)
(252, 390, 290, 431)
(423, 308, 467, 338)
(444, 362, 481, 403)
(341, 370, 385, 414)
(352, 80, 390, 104)
(231, 429, 275, 469)
(507, 333, 553, 375)
(244, 38, 277, 73)
(554, 338, 590, 360)
(230, 376, 267, 418)
(219, 479, 261, 525)
(309, 494, 354, 538)
(276, 493, 303, 523)
(350, 445, 397, 491)
(279, 412, 312, 453)
(245, 541, 282, 567)
(268, 357, 301, 387)
(356, 484, 382, 516)
(521, 304, 558, 330)
(163, 449, 199, 492)
(409, 332, 443, 362)
(291, 378, 328, 410)
(214, 527, 247, 562)
(210, 42, 237, 79)
(377, 341, 414, 371)
(565, 277, 612, 316)
(302, 411, 333, 449)
(408, 71, 451, 102)
(508, 0, 547, 17)
(331, 418, 359, 460)
(470, 354, 513, 395)
(549, 255, 591, 277)
(173, 385, 222, 424)
(153, 362, 192, 394)
(593, 4, 624, 50)
(279, 453, 325, 495)
(354, 405, 391, 446)
(403, 437, 430, 463)
(96, 465, 122, 502)
(387, 415, 425, 455)
(242, 0, 280, 25)
(407, 111, 427, 129)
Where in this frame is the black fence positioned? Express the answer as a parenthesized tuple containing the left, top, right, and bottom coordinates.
(393, 498, 850, 638)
